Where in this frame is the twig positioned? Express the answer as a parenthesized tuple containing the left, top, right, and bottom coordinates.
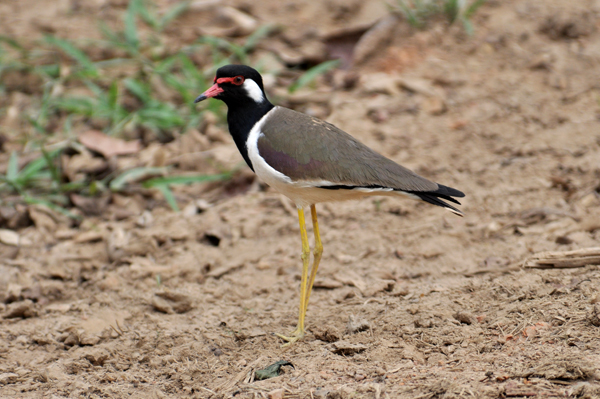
(217, 356, 266, 392)
(523, 247, 600, 269)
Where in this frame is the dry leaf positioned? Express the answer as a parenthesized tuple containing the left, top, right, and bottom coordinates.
(70, 193, 110, 216)
(79, 130, 141, 158)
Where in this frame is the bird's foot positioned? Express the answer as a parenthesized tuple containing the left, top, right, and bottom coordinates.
(275, 327, 305, 346)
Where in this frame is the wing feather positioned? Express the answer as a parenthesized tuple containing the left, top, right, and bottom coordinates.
(258, 107, 439, 192)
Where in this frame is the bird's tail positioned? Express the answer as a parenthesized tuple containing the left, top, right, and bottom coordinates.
(405, 184, 465, 216)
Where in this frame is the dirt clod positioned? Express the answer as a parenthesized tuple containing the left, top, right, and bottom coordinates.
(589, 303, 600, 327)
(515, 356, 597, 380)
(81, 348, 110, 366)
(540, 11, 597, 39)
(0, 373, 19, 384)
(151, 291, 194, 314)
(345, 314, 370, 334)
(312, 326, 341, 342)
(329, 341, 368, 356)
(3, 299, 36, 319)
(453, 311, 476, 325)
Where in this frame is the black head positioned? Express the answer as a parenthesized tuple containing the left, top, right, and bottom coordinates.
(194, 64, 269, 106)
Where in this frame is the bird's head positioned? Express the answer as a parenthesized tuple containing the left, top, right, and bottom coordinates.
(194, 64, 267, 106)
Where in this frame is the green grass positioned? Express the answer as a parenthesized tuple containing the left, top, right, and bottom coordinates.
(0, 0, 277, 214)
(288, 60, 341, 93)
(0, 146, 83, 217)
(394, 0, 487, 34)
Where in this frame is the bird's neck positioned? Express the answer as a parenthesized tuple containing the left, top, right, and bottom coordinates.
(226, 100, 274, 171)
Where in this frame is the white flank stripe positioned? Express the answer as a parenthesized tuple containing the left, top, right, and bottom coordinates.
(246, 107, 293, 184)
(353, 187, 393, 193)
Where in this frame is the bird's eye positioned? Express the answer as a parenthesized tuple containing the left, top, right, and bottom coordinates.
(232, 76, 245, 86)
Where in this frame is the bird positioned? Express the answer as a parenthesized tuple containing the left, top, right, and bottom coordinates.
(195, 64, 465, 344)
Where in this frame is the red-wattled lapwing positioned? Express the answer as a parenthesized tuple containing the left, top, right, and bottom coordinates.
(195, 65, 464, 344)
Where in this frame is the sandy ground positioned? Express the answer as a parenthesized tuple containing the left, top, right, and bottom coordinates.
(1, 0, 600, 398)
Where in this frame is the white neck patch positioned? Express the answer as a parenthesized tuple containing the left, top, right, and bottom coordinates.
(243, 79, 265, 103)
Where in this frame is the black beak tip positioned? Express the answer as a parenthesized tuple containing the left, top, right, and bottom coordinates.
(194, 94, 207, 103)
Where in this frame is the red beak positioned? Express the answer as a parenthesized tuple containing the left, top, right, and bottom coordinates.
(194, 83, 224, 103)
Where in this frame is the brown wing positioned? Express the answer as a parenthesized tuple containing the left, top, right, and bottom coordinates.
(257, 107, 439, 192)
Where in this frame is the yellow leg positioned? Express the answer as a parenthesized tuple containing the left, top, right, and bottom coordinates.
(303, 204, 323, 316)
(276, 207, 311, 345)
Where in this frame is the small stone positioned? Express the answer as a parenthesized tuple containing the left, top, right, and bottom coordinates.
(0, 229, 20, 246)
(454, 311, 476, 325)
(182, 202, 198, 217)
(79, 332, 101, 346)
(414, 317, 434, 328)
(195, 199, 212, 212)
(135, 211, 154, 228)
(45, 303, 71, 313)
(63, 330, 80, 346)
(312, 277, 343, 289)
(421, 96, 447, 115)
(267, 388, 284, 399)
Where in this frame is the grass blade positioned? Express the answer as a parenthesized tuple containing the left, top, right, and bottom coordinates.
(142, 173, 231, 187)
(399, 2, 420, 27)
(154, 54, 179, 74)
(107, 80, 122, 128)
(159, 1, 190, 31)
(288, 60, 340, 93)
(243, 24, 274, 53)
(124, 78, 149, 102)
(443, 0, 460, 23)
(179, 53, 203, 83)
(18, 148, 62, 183)
(464, 0, 487, 19)
(44, 35, 98, 75)
(0, 35, 25, 51)
(24, 196, 82, 220)
(6, 151, 19, 182)
(110, 166, 169, 191)
(461, 17, 474, 35)
(99, 22, 128, 51)
(143, 173, 231, 212)
(83, 79, 104, 97)
(154, 183, 179, 211)
(41, 147, 62, 186)
(53, 97, 96, 117)
(137, 0, 159, 30)
(124, 0, 142, 50)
